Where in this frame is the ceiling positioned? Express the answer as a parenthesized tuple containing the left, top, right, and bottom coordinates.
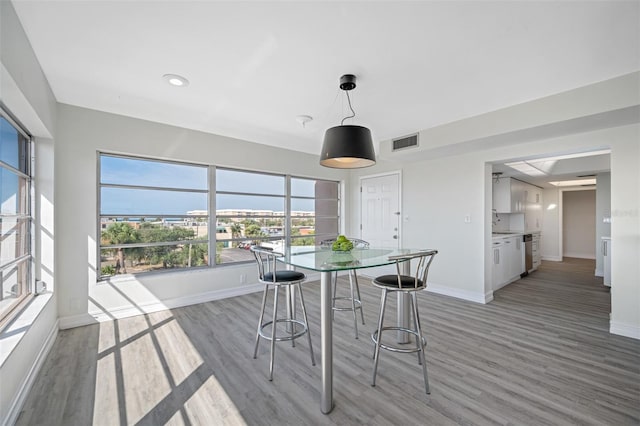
(11, 1, 640, 155)
(492, 152, 610, 189)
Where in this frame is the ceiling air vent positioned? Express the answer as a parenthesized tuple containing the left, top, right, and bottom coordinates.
(392, 133, 419, 151)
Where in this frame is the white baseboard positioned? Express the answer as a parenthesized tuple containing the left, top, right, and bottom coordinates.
(542, 256, 563, 262)
(58, 313, 99, 330)
(426, 282, 492, 304)
(59, 283, 264, 329)
(562, 252, 596, 260)
(610, 320, 640, 340)
(594, 268, 603, 277)
(3, 320, 59, 426)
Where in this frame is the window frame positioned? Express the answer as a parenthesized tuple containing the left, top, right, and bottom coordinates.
(288, 175, 341, 247)
(213, 167, 287, 262)
(0, 108, 35, 330)
(96, 154, 341, 279)
(97, 153, 211, 279)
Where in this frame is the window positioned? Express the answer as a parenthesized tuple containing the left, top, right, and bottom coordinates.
(99, 154, 210, 277)
(1, 111, 33, 325)
(215, 171, 340, 262)
(98, 155, 340, 276)
(215, 168, 285, 264)
(290, 177, 339, 246)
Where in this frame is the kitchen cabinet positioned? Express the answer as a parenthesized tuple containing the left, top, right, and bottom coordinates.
(493, 178, 525, 213)
(505, 235, 525, 278)
(602, 237, 611, 287)
(524, 186, 543, 231)
(492, 241, 507, 289)
(531, 232, 541, 271)
(493, 178, 542, 224)
(492, 235, 525, 290)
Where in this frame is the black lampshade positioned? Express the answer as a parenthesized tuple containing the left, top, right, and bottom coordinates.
(319, 125, 376, 168)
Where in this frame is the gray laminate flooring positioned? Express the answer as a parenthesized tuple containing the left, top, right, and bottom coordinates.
(16, 258, 640, 425)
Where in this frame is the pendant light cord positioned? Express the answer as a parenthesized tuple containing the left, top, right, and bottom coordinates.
(340, 90, 356, 125)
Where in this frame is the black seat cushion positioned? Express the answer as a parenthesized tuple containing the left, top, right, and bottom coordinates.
(373, 275, 424, 290)
(263, 270, 306, 283)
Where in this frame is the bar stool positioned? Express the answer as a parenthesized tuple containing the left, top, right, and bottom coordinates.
(371, 250, 438, 394)
(320, 238, 369, 339)
(251, 246, 315, 381)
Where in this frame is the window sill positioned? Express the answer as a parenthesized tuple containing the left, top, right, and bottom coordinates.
(0, 292, 54, 368)
(97, 261, 254, 285)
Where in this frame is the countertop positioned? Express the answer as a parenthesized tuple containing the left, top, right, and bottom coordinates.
(492, 232, 524, 241)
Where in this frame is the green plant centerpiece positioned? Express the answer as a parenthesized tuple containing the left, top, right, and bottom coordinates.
(332, 235, 354, 252)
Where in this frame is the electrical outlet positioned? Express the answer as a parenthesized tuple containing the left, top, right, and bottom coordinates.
(464, 215, 471, 223)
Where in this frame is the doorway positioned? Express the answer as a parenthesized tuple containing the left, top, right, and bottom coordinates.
(561, 189, 596, 259)
(360, 171, 401, 276)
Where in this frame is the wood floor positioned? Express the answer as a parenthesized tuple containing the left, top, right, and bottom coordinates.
(17, 258, 640, 425)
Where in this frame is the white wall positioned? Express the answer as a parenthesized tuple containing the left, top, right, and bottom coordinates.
(0, 2, 58, 424)
(562, 190, 596, 259)
(541, 188, 561, 261)
(55, 104, 349, 327)
(609, 133, 640, 339)
(595, 172, 611, 275)
(348, 124, 639, 339)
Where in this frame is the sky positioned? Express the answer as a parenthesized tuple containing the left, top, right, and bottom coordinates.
(1, 117, 24, 215)
(100, 155, 323, 216)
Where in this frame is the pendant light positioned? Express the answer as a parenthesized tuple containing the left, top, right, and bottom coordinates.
(319, 74, 376, 168)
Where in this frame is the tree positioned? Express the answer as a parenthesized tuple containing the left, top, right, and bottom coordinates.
(138, 225, 199, 269)
(230, 223, 243, 247)
(102, 222, 139, 274)
(245, 224, 265, 237)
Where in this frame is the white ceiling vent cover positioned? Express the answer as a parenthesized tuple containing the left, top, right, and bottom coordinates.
(392, 133, 419, 151)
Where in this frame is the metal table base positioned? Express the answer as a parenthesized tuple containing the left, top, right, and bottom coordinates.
(320, 259, 412, 413)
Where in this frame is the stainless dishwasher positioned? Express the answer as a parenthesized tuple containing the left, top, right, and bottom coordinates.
(524, 234, 533, 274)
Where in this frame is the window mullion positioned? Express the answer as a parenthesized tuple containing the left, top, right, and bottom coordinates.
(285, 175, 291, 247)
(209, 165, 216, 267)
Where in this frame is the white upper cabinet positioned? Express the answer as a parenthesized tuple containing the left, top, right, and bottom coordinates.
(493, 178, 525, 213)
(493, 177, 543, 230)
(524, 186, 543, 231)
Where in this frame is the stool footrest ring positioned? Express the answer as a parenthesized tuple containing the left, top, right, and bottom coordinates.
(371, 326, 427, 354)
(332, 296, 363, 311)
(259, 318, 308, 342)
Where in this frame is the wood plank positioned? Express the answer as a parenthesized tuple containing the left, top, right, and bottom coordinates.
(16, 258, 640, 425)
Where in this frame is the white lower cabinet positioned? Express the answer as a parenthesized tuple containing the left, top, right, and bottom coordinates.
(493, 236, 525, 290)
(492, 242, 507, 290)
(505, 236, 524, 279)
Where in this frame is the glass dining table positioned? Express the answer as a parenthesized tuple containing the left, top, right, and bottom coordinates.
(277, 245, 431, 414)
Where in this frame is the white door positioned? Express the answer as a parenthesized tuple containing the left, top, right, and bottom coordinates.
(360, 173, 400, 275)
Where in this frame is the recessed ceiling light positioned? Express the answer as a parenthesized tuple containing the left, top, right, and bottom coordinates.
(548, 178, 597, 187)
(163, 74, 189, 87)
(504, 161, 547, 176)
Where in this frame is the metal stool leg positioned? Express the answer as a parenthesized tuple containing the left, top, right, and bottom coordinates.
(352, 272, 365, 325)
(288, 286, 295, 347)
(297, 283, 316, 366)
(269, 285, 279, 381)
(411, 292, 430, 394)
(372, 288, 388, 387)
(253, 285, 269, 359)
(348, 272, 359, 339)
(409, 293, 422, 365)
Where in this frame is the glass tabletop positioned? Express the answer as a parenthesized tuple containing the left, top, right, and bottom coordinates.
(278, 246, 430, 272)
